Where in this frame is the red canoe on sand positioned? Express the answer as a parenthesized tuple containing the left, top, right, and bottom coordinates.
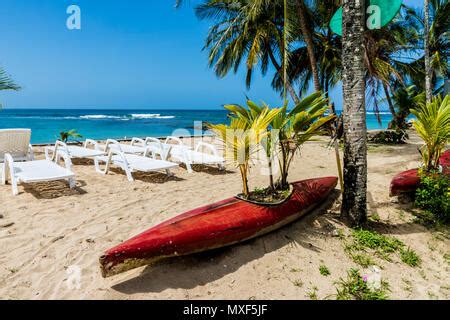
(100, 176, 338, 277)
(390, 149, 450, 196)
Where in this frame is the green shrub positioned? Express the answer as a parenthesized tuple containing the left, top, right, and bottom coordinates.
(369, 130, 408, 144)
(415, 173, 450, 224)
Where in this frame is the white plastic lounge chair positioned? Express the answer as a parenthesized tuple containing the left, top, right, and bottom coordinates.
(0, 129, 34, 162)
(94, 140, 178, 182)
(45, 140, 106, 161)
(97, 138, 149, 156)
(159, 136, 225, 173)
(1, 152, 75, 196)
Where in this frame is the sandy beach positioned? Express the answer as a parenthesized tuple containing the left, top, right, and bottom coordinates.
(0, 133, 448, 300)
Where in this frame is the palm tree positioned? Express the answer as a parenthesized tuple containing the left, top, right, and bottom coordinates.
(424, 0, 432, 102)
(410, 95, 450, 172)
(409, 0, 449, 96)
(363, 6, 422, 121)
(0, 68, 20, 107)
(340, 0, 367, 226)
(195, 0, 301, 103)
(386, 85, 425, 129)
(295, 0, 320, 92)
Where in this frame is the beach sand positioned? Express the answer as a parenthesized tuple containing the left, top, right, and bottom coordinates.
(0, 134, 448, 300)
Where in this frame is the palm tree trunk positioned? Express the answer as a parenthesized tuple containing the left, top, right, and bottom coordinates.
(267, 46, 300, 104)
(239, 164, 249, 196)
(424, 0, 432, 103)
(382, 83, 397, 128)
(296, 0, 320, 92)
(341, 0, 368, 226)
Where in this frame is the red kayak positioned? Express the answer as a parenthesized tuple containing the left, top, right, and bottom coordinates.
(100, 176, 338, 277)
(390, 149, 450, 196)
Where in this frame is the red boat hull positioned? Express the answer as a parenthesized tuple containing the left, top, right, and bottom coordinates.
(100, 176, 338, 277)
(390, 149, 450, 196)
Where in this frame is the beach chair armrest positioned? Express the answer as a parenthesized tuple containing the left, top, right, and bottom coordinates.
(45, 140, 70, 161)
(84, 139, 101, 150)
(195, 142, 220, 157)
(28, 144, 34, 161)
(131, 137, 145, 147)
(165, 136, 184, 146)
(2, 153, 15, 184)
(145, 137, 162, 145)
(56, 149, 73, 171)
(105, 139, 121, 152)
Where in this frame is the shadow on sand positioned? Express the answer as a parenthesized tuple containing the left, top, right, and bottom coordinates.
(179, 163, 234, 175)
(22, 180, 87, 199)
(111, 190, 341, 294)
(367, 191, 428, 236)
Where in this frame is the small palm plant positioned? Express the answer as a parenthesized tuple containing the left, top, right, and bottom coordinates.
(59, 129, 82, 143)
(210, 107, 280, 197)
(223, 92, 334, 193)
(272, 92, 335, 188)
(410, 95, 450, 172)
(224, 101, 279, 191)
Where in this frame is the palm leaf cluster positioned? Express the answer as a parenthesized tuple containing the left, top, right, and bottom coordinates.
(411, 94, 450, 171)
(0, 67, 20, 108)
(211, 92, 334, 196)
(194, 0, 447, 129)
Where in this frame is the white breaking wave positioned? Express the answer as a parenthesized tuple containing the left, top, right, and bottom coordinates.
(78, 114, 176, 120)
(130, 114, 175, 119)
(79, 115, 122, 119)
(367, 112, 392, 115)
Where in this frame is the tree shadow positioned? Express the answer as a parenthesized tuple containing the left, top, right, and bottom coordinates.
(110, 190, 340, 294)
(365, 191, 429, 236)
(22, 180, 87, 199)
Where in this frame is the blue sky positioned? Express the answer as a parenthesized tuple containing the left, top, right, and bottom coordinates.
(0, 0, 423, 110)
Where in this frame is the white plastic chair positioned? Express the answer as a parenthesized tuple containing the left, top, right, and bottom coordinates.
(0, 129, 34, 162)
(1, 152, 75, 196)
(97, 138, 148, 155)
(45, 140, 106, 161)
(94, 139, 179, 182)
(162, 136, 225, 173)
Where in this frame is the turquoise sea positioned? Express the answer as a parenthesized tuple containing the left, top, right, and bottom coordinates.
(0, 109, 394, 144)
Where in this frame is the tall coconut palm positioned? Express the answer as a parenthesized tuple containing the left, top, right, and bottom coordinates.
(340, 0, 367, 226)
(195, 0, 301, 103)
(295, 0, 320, 92)
(424, 0, 432, 102)
(409, 0, 449, 95)
(364, 6, 422, 122)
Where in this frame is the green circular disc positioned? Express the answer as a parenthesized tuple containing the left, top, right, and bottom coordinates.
(330, 0, 403, 36)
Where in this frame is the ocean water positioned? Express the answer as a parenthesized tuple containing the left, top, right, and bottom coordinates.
(0, 109, 394, 144)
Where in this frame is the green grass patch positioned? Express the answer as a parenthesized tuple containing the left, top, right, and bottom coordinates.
(307, 286, 318, 300)
(352, 229, 404, 253)
(400, 247, 421, 267)
(335, 269, 389, 300)
(444, 253, 450, 265)
(342, 228, 421, 268)
(368, 213, 381, 222)
(319, 265, 331, 276)
(350, 253, 377, 268)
